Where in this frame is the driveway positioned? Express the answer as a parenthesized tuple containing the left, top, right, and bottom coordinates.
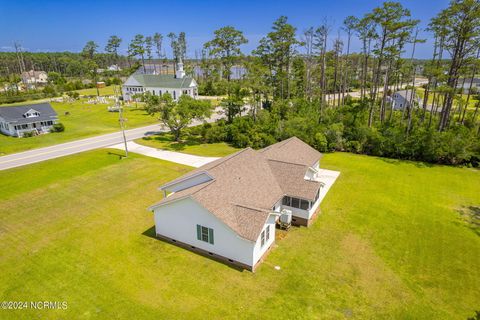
(108, 141, 219, 167)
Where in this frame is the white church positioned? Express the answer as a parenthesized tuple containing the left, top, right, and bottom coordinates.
(122, 60, 198, 101)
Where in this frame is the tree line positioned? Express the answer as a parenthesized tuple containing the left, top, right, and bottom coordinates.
(1, 0, 479, 165)
(149, 0, 480, 166)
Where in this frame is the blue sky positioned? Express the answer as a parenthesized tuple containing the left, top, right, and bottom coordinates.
(0, 0, 450, 58)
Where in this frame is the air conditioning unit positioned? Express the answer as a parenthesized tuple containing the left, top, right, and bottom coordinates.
(279, 209, 292, 229)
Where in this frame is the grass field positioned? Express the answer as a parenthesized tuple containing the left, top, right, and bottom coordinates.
(0, 99, 157, 155)
(0, 150, 479, 319)
(416, 87, 479, 110)
(136, 133, 239, 157)
(74, 85, 116, 96)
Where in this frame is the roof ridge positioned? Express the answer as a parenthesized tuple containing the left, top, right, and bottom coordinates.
(231, 203, 269, 213)
(260, 136, 296, 152)
(155, 179, 215, 207)
(266, 158, 308, 167)
(203, 147, 253, 170)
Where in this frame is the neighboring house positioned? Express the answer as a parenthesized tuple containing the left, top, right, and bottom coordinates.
(456, 78, 480, 93)
(108, 64, 121, 71)
(21, 70, 48, 86)
(122, 59, 197, 101)
(391, 90, 421, 110)
(149, 137, 325, 271)
(0, 103, 58, 137)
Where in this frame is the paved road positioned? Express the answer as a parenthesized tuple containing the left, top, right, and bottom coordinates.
(0, 106, 231, 171)
(0, 124, 164, 171)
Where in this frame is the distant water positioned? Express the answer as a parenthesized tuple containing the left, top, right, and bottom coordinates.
(134, 64, 247, 80)
(193, 66, 247, 80)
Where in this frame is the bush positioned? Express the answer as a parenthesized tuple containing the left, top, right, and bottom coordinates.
(205, 124, 227, 143)
(22, 131, 35, 138)
(50, 123, 65, 133)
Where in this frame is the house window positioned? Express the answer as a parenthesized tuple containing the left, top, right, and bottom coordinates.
(261, 230, 265, 247)
(300, 199, 310, 210)
(291, 197, 300, 208)
(173, 91, 176, 99)
(196, 224, 214, 244)
(266, 225, 270, 241)
(283, 195, 312, 210)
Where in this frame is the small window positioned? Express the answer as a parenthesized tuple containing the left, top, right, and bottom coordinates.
(260, 230, 265, 247)
(201, 226, 209, 242)
(266, 225, 270, 241)
(196, 224, 214, 244)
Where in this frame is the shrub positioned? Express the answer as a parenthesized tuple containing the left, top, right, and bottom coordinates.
(205, 124, 227, 143)
(51, 123, 65, 133)
(22, 131, 35, 138)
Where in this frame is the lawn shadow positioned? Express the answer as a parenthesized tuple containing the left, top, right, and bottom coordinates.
(378, 157, 434, 168)
(456, 206, 480, 236)
(142, 133, 204, 152)
(107, 151, 127, 160)
(142, 226, 157, 239)
(142, 225, 246, 272)
(125, 107, 149, 116)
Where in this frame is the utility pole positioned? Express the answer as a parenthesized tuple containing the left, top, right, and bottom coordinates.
(114, 85, 128, 157)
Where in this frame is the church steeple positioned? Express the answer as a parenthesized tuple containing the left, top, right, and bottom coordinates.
(176, 57, 185, 79)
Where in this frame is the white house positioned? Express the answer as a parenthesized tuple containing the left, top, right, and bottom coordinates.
(122, 60, 197, 101)
(21, 70, 48, 85)
(0, 102, 58, 137)
(149, 137, 326, 271)
(391, 90, 421, 110)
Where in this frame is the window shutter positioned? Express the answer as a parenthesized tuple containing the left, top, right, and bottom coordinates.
(208, 228, 214, 244)
(196, 224, 201, 240)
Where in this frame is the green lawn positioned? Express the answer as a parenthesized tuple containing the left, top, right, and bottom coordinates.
(0, 151, 479, 319)
(416, 87, 479, 110)
(0, 99, 157, 155)
(136, 133, 240, 157)
(74, 85, 116, 96)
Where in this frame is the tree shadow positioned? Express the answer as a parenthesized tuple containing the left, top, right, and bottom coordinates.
(141, 225, 246, 272)
(457, 206, 480, 236)
(141, 133, 204, 152)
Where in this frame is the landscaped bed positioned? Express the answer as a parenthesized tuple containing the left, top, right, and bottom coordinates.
(0, 150, 479, 319)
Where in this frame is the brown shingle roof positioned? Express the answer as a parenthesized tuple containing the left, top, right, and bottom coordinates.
(267, 159, 321, 201)
(150, 137, 322, 241)
(259, 136, 322, 167)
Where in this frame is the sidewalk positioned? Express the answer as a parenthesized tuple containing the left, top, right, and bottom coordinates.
(108, 141, 219, 168)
